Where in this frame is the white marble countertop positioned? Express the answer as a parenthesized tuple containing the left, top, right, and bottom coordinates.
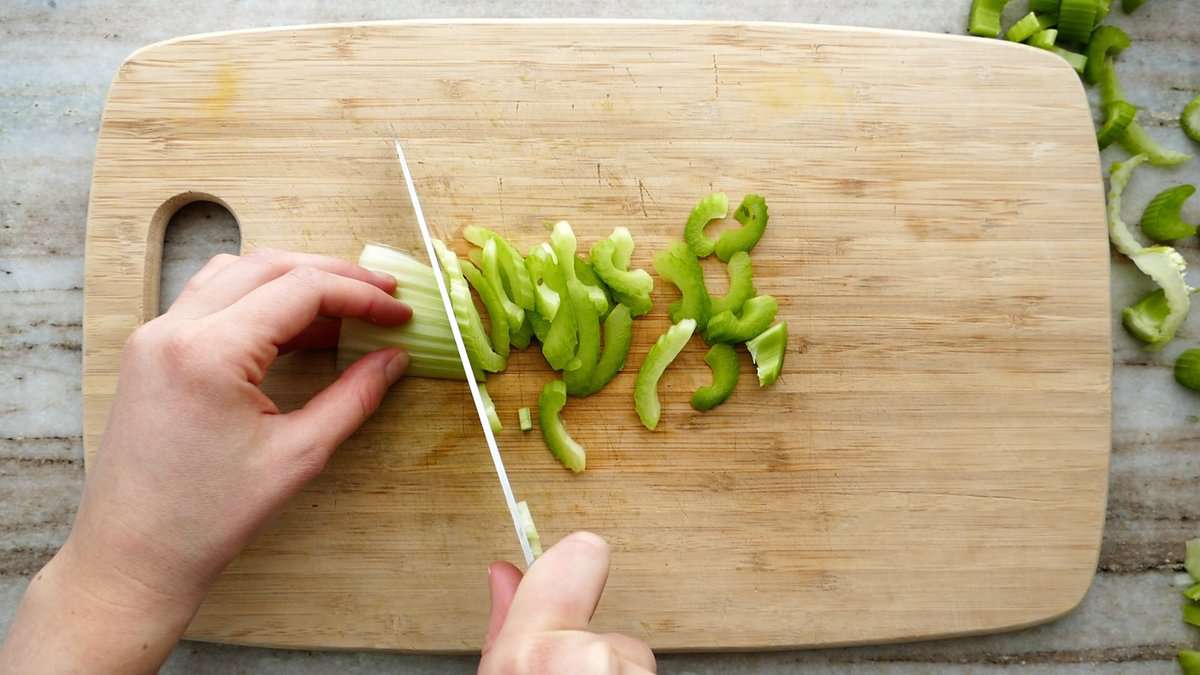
(2, 1, 1198, 672)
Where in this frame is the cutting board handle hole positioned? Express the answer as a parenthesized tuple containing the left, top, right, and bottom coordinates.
(151, 193, 240, 317)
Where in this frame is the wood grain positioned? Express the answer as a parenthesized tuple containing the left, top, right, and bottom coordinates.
(82, 20, 1110, 651)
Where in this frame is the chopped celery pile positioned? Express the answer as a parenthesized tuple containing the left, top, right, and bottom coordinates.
(339, 193, 789, 472)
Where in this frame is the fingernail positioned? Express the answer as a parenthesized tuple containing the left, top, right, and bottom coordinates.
(385, 350, 409, 384)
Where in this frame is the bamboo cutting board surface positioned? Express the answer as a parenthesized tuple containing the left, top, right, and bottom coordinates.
(82, 20, 1110, 651)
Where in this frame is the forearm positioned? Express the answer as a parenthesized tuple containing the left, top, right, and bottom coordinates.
(1, 539, 200, 675)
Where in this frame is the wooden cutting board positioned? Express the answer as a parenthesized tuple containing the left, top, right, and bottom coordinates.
(82, 20, 1110, 651)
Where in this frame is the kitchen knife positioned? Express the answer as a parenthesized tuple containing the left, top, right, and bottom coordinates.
(393, 140, 537, 568)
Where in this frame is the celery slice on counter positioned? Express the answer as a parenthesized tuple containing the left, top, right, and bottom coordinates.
(1028, 28, 1058, 50)
(539, 379, 586, 472)
(634, 318, 697, 431)
(683, 192, 729, 258)
(715, 194, 770, 262)
(1084, 26, 1131, 84)
(1057, 0, 1101, 44)
(1181, 651, 1200, 675)
(704, 295, 780, 344)
(1052, 47, 1088, 75)
(1097, 100, 1138, 150)
(656, 241, 712, 330)
(968, 0, 1011, 37)
(479, 382, 502, 433)
(1186, 603, 1200, 628)
(542, 294, 577, 371)
(1187, 538, 1200, 580)
(338, 243, 474, 380)
(1108, 154, 1152, 256)
(531, 313, 551, 343)
(691, 343, 740, 411)
(1140, 185, 1197, 242)
(709, 250, 757, 317)
(1121, 0, 1146, 13)
(1184, 583, 1200, 602)
(463, 226, 536, 311)
(483, 239, 525, 328)
(585, 304, 634, 396)
(1123, 289, 1169, 343)
(510, 315, 533, 350)
(564, 280, 602, 396)
(591, 228, 654, 317)
(550, 221, 609, 316)
(1183, 95, 1200, 143)
(746, 322, 788, 387)
(1119, 122, 1193, 167)
(1098, 57, 1125, 107)
(1006, 12, 1055, 42)
(575, 256, 613, 317)
(450, 278, 508, 372)
(461, 259, 511, 357)
(1031, 0, 1061, 11)
(526, 243, 563, 320)
(1175, 349, 1200, 393)
(518, 406, 533, 432)
(515, 501, 543, 557)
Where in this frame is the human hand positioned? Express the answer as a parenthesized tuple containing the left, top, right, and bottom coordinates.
(1, 249, 412, 673)
(480, 532, 656, 675)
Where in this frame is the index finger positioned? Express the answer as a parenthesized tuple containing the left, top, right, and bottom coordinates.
(220, 266, 411, 347)
(500, 531, 611, 634)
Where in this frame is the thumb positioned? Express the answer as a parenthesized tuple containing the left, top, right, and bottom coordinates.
(272, 348, 408, 457)
(483, 561, 523, 653)
(498, 531, 611, 634)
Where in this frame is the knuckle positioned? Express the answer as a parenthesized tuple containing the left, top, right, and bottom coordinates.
(210, 252, 238, 266)
(289, 442, 332, 481)
(123, 320, 164, 355)
(285, 265, 325, 287)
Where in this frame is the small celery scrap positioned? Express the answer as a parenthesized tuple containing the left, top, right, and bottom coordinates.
(691, 343, 740, 411)
(479, 383, 503, 433)
(634, 318, 696, 430)
(1176, 350, 1200, 393)
(1140, 185, 1197, 243)
(1006, 12, 1055, 43)
(746, 322, 789, 387)
(1181, 651, 1200, 675)
(968, 0, 1011, 38)
(515, 501, 542, 558)
(1097, 100, 1137, 150)
(1028, 28, 1058, 50)
(1058, 0, 1102, 44)
(1184, 95, 1200, 143)
(1108, 155, 1194, 350)
(518, 406, 533, 432)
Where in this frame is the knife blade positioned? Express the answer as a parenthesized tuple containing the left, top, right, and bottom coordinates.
(393, 140, 536, 568)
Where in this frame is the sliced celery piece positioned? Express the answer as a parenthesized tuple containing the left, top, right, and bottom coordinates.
(691, 343, 739, 411)
(634, 318, 696, 431)
(518, 406, 533, 432)
(539, 379, 585, 472)
(968, 0, 1011, 37)
(746, 322, 788, 387)
(1139, 185, 1197, 242)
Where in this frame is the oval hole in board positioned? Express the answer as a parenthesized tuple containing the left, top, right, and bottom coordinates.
(150, 195, 240, 316)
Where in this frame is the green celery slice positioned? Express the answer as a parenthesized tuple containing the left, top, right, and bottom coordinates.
(586, 304, 634, 396)
(542, 292, 577, 370)
(574, 255, 613, 317)
(1028, 28, 1058, 49)
(709, 251, 757, 316)
(1097, 100, 1138, 150)
(1057, 0, 1100, 44)
(591, 228, 654, 317)
(1097, 57, 1125, 107)
(1121, 0, 1146, 13)
(510, 315, 533, 350)
(1186, 603, 1200, 628)
(1184, 583, 1200, 602)
(634, 318, 697, 430)
(564, 280, 602, 396)
(539, 379, 586, 472)
(691, 343, 740, 411)
(1108, 154, 1152, 257)
(531, 313, 551, 343)
(515, 501, 542, 557)
(704, 295, 780, 344)
(1183, 95, 1200, 143)
(1181, 651, 1200, 675)
(715, 194, 770, 262)
(1123, 289, 1169, 343)
(460, 259, 511, 357)
(1119, 122, 1193, 167)
(450, 278, 508, 372)
(1006, 12, 1054, 42)
(1052, 47, 1087, 75)
(463, 226, 536, 310)
(683, 192, 729, 258)
(968, 0, 1011, 37)
(526, 243, 563, 320)
(518, 406, 533, 432)
(746, 322, 788, 387)
(1175, 349, 1200, 393)
(1140, 185, 1197, 242)
(479, 382, 502, 433)
(655, 241, 712, 330)
(483, 239, 525, 328)
(1084, 26, 1131, 84)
